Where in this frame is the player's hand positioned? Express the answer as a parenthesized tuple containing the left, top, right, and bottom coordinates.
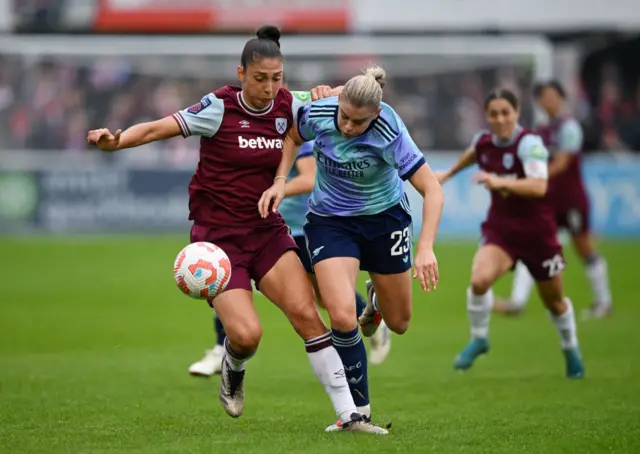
(413, 245, 438, 292)
(473, 171, 503, 190)
(310, 85, 333, 101)
(87, 128, 122, 152)
(258, 179, 286, 218)
(433, 170, 450, 185)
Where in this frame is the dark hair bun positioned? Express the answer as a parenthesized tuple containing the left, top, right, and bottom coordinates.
(256, 25, 281, 48)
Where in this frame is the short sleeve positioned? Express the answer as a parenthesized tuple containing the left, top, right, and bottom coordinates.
(388, 127, 426, 181)
(469, 131, 485, 149)
(172, 93, 224, 138)
(557, 119, 583, 154)
(290, 91, 312, 125)
(298, 141, 314, 159)
(517, 134, 549, 179)
(296, 105, 317, 142)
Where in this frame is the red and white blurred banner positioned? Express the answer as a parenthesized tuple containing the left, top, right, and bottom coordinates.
(93, 0, 351, 32)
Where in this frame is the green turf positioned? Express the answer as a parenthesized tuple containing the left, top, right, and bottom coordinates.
(0, 237, 639, 453)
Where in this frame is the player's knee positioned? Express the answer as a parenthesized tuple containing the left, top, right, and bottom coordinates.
(385, 317, 409, 335)
(470, 274, 493, 295)
(288, 301, 327, 338)
(228, 322, 262, 352)
(546, 299, 565, 316)
(315, 294, 326, 310)
(541, 295, 565, 315)
(327, 303, 358, 332)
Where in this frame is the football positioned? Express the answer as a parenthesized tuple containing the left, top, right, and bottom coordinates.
(173, 242, 232, 299)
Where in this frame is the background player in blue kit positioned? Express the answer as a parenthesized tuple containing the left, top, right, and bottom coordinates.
(260, 65, 444, 431)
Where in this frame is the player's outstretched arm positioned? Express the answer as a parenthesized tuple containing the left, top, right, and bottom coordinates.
(436, 146, 476, 184)
(284, 155, 316, 198)
(474, 173, 548, 198)
(409, 163, 444, 292)
(87, 117, 182, 152)
(258, 125, 306, 218)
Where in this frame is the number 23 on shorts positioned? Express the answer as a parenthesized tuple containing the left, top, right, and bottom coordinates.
(390, 226, 412, 262)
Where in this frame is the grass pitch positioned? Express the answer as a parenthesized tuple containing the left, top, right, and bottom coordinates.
(1, 237, 639, 453)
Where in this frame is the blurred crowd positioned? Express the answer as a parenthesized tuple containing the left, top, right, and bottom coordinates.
(1, 53, 639, 161)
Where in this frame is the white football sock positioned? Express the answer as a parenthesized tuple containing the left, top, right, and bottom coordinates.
(549, 298, 579, 349)
(467, 287, 494, 339)
(305, 333, 357, 422)
(357, 404, 371, 418)
(586, 257, 612, 307)
(510, 261, 535, 308)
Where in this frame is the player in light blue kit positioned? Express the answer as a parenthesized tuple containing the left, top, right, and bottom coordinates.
(279, 141, 393, 366)
(260, 65, 444, 431)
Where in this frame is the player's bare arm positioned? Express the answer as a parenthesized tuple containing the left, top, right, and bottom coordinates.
(408, 163, 444, 292)
(548, 151, 573, 178)
(87, 117, 181, 151)
(284, 155, 316, 197)
(436, 146, 477, 184)
(474, 172, 548, 198)
(258, 125, 305, 217)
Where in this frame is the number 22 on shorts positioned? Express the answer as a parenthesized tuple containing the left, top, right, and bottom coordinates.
(542, 253, 565, 278)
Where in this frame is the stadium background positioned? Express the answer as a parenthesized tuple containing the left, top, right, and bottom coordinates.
(1, 1, 639, 453)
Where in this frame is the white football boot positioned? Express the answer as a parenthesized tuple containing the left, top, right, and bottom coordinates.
(369, 320, 391, 365)
(219, 355, 245, 418)
(359, 280, 382, 337)
(188, 345, 224, 377)
(325, 413, 389, 434)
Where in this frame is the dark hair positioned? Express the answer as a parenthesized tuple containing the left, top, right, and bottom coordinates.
(534, 79, 566, 99)
(484, 89, 519, 111)
(240, 25, 282, 69)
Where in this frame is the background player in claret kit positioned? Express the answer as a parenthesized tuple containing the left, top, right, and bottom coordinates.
(495, 81, 613, 319)
(436, 89, 585, 378)
(87, 25, 388, 434)
(189, 139, 393, 377)
(260, 65, 444, 431)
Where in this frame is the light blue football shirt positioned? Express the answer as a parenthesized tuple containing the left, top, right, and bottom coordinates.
(278, 141, 314, 237)
(296, 96, 425, 217)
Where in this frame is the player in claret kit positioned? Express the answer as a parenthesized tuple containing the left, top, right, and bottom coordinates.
(87, 25, 388, 434)
(436, 89, 585, 378)
(189, 139, 393, 376)
(260, 65, 444, 431)
(494, 81, 613, 319)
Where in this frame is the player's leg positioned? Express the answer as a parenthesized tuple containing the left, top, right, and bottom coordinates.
(494, 261, 535, 316)
(210, 286, 261, 418)
(309, 269, 377, 365)
(568, 211, 612, 318)
(297, 234, 367, 318)
(255, 228, 387, 434)
(356, 218, 415, 365)
(189, 223, 261, 417)
(186, 223, 229, 377)
(304, 215, 374, 422)
(454, 242, 515, 370)
(528, 249, 584, 379)
(188, 311, 225, 377)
